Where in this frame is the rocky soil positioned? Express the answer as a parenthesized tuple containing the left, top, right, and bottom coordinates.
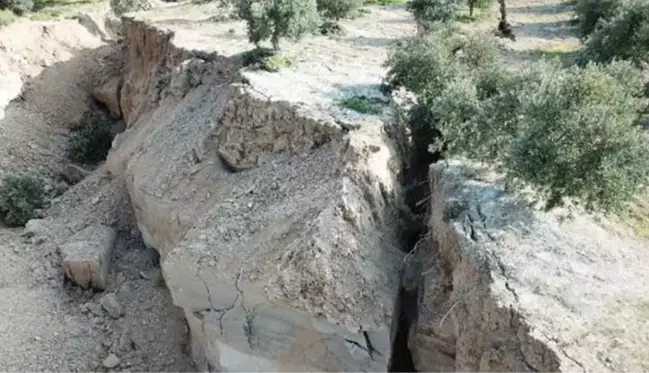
(0, 0, 648, 371)
(0, 14, 194, 372)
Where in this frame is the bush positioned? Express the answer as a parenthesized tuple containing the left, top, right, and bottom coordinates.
(68, 110, 115, 164)
(573, 0, 619, 39)
(467, 0, 491, 17)
(363, 0, 403, 5)
(240, 47, 295, 71)
(581, 0, 649, 64)
(406, 0, 463, 31)
(0, 0, 33, 14)
(109, 0, 153, 15)
(237, 0, 320, 50)
(0, 172, 45, 226)
(317, 0, 361, 21)
(439, 59, 649, 211)
(384, 28, 498, 95)
(388, 31, 649, 211)
(0, 8, 15, 27)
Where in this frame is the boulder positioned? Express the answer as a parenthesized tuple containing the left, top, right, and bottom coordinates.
(92, 77, 122, 119)
(60, 224, 117, 290)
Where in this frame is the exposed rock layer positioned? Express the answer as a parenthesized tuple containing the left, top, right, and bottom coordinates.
(104, 15, 406, 372)
(411, 161, 649, 372)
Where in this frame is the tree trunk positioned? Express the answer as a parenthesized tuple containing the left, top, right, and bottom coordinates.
(498, 0, 506, 22)
(468, 0, 474, 17)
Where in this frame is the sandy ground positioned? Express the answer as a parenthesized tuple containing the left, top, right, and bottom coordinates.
(0, 14, 193, 372)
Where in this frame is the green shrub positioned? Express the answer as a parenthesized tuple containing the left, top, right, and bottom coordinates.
(68, 110, 115, 164)
(340, 95, 384, 114)
(439, 59, 649, 211)
(237, 0, 320, 50)
(406, 0, 462, 31)
(0, 172, 45, 226)
(467, 0, 491, 17)
(0, 8, 15, 26)
(573, 0, 619, 39)
(240, 47, 295, 71)
(317, 0, 361, 21)
(581, 0, 649, 64)
(109, 0, 153, 15)
(390, 28, 649, 211)
(384, 28, 498, 95)
(0, 0, 34, 14)
(363, 0, 403, 5)
(261, 52, 295, 71)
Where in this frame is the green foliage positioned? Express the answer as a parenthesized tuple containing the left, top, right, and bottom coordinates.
(0, 0, 32, 14)
(262, 52, 295, 70)
(319, 19, 346, 34)
(340, 95, 384, 114)
(467, 0, 490, 17)
(573, 0, 619, 39)
(237, 0, 320, 50)
(109, 0, 153, 15)
(0, 172, 45, 226)
(504, 62, 649, 211)
(406, 0, 462, 30)
(388, 30, 649, 212)
(317, 0, 361, 20)
(240, 47, 295, 71)
(363, 0, 403, 5)
(581, 0, 649, 65)
(68, 110, 115, 164)
(385, 28, 498, 95)
(0, 0, 34, 14)
(0, 8, 15, 26)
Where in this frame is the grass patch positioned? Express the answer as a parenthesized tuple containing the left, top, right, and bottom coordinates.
(32, 0, 97, 11)
(363, 0, 404, 6)
(457, 6, 493, 23)
(340, 95, 384, 114)
(0, 9, 16, 27)
(529, 43, 582, 64)
(29, 8, 61, 19)
(239, 48, 295, 72)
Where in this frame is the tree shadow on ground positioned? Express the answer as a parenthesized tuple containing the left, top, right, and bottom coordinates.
(508, 2, 574, 15)
(344, 35, 407, 48)
(511, 19, 574, 40)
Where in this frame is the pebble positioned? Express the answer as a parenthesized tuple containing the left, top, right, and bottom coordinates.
(102, 353, 121, 369)
(100, 293, 124, 319)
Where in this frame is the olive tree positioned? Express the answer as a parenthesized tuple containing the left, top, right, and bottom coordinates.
(238, 0, 320, 50)
(386, 29, 649, 212)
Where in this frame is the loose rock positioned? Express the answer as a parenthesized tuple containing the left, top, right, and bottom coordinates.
(102, 353, 121, 369)
(99, 293, 124, 319)
(60, 224, 116, 290)
(62, 164, 91, 185)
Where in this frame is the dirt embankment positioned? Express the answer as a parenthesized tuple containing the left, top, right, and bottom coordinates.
(2, 1, 648, 372)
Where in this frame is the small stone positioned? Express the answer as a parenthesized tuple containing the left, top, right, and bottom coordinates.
(102, 353, 121, 369)
(138, 271, 150, 280)
(116, 272, 126, 286)
(22, 219, 49, 238)
(61, 164, 91, 185)
(85, 302, 104, 317)
(33, 236, 46, 245)
(99, 293, 124, 319)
